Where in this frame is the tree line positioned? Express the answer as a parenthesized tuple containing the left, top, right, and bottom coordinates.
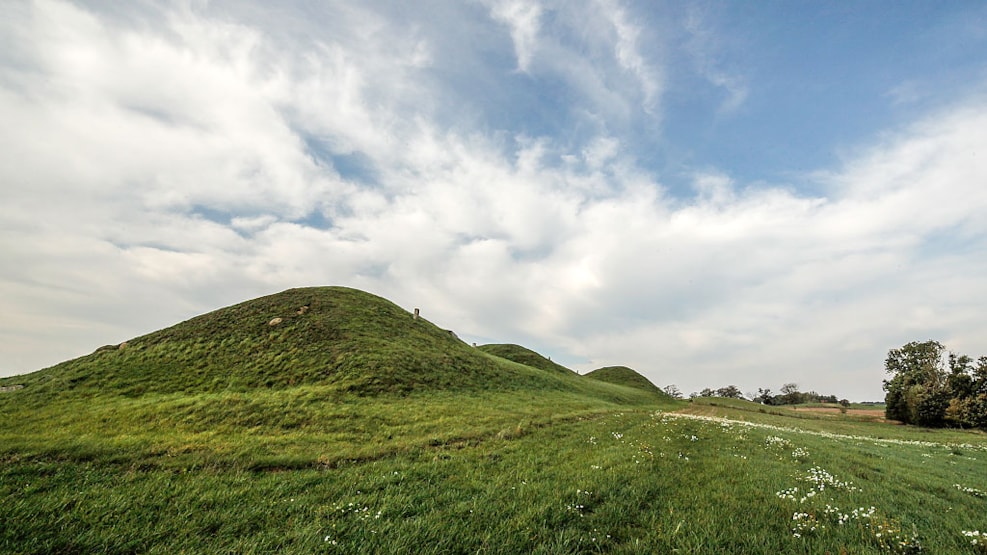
(665, 383, 849, 407)
(883, 340, 987, 429)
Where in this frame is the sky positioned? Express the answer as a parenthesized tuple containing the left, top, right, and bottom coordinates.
(2, 0, 987, 401)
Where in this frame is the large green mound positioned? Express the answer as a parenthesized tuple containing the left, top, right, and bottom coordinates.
(584, 365, 666, 396)
(0, 286, 677, 471)
(476, 343, 575, 374)
(9, 287, 557, 397)
(3, 287, 675, 405)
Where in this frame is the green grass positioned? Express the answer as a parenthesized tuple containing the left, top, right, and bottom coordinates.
(2, 288, 986, 553)
(2, 406, 985, 554)
(0, 384, 665, 471)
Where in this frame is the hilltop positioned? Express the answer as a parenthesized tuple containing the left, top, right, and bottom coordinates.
(476, 343, 575, 375)
(585, 365, 664, 394)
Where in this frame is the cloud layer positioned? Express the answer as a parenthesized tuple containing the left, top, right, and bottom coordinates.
(2, 0, 987, 400)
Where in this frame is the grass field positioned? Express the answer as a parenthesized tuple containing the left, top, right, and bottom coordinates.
(2, 395, 986, 554)
(2, 288, 985, 553)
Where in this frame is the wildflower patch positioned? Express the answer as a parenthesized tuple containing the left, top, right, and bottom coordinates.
(954, 484, 985, 498)
(963, 530, 987, 553)
(771, 451, 919, 552)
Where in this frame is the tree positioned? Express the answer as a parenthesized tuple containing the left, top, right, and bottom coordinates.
(883, 341, 948, 425)
(910, 385, 950, 427)
(883, 342, 987, 429)
(663, 384, 682, 399)
(715, 385, 743, 399)
(779, 383, 804, 405)
(948, 353, 975, 399)
(969, 394, 987, 428)
(753, 388, 774, 405)
(975, 357, 987, 395)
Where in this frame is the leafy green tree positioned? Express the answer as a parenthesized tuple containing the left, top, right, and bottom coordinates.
(779, 383, 804, 405)
(942, 354, 987, 428)
(969, 394, 987, 428)
(753, 388, 774, 405)
(715, 385, 744, 399)
(948, 353, 975, 399)
(885, 384, 909, 423)
(880, 340, 987, 428)
(974, 357, 987, 395)
(690, 387, 716, 399)
(910, 385, 950, 427)
(883, 340, 947, 425)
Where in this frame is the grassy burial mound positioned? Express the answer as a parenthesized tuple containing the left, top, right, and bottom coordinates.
(584, 365, 666, 396)
(476, 343, 576, 375)
(0, 286, 673, 404)
(0, 287, 671, 472)
(7, 286, 533, 398)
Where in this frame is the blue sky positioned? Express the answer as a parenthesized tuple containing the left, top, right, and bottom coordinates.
(2, 0, 987, 400)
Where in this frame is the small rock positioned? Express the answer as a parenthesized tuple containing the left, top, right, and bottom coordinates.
(268, 317, 283, 326)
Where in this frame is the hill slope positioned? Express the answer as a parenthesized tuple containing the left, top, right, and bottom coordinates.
(585, 365, 665, 395)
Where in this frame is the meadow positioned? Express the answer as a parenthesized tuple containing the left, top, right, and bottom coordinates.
(2, 395, 986, 554)
(2, 287, 986, 553)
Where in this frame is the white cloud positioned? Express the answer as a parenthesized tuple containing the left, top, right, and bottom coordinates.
(488, 0, 543, 72)
(556, 98, 987, 398)
(2, 1, 986, 406)
(682, 5, 748, 113)
(484, 0, 663, 128)
(596, 0, 662, 109)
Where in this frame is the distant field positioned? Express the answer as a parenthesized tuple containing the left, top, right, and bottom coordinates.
(796, 406, 888, 422)
(789, 401, 887, 411)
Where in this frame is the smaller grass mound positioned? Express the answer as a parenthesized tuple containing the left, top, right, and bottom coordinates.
(477, 344, 575, 374)
(584, 366, 666, 396)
